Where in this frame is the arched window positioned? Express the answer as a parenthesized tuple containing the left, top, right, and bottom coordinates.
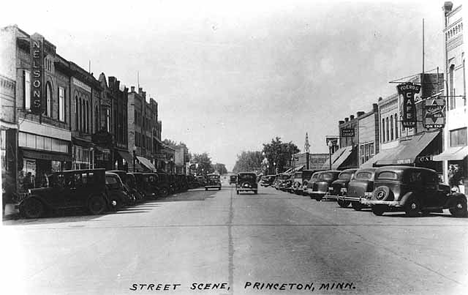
(449, 64, 455, 110)
(395, 113, 399, 139)
(390, 115, 394, 141)
(45, 82, 52, 117)
(382, 118, 385, 142)
(386, 117, 389, 142)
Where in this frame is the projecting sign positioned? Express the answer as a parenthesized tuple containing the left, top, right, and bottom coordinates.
(397, 82, 421, 128)
(423, 98, 446, 129)
(30, 34, 44, 115)
(341, 128, 355, 137)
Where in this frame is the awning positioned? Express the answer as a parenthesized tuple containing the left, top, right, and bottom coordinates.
(322, 146, 353, 170)
(373, 131, 440, 166)
(137, 156, 156, 172)
(117, 150, 133, 163)
(433, 146, 468, 161)
(360, 146, 404, 168)
(21, 148, 72, 162)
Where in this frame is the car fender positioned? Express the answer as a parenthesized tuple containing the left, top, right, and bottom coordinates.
(399, 191, 414, 205)
(444, 193, 467, 208)
(20, 194, 48, 208)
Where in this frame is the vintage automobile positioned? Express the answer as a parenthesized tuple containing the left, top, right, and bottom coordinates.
(294, 170, 319, 195)
(105, 172, 132, 210)
(260, 175, 276, 187)
(107, 170, 139, 204)
(17, 169, 109, 218)
(229, 175, 238, 185)
(274, 173, 291, 190)
(188, 175, 201, 189)
(308, 170, 341, 201)
(236, 172, 258, 194)
(124, 172, 145, 202)
(129, 172, 157, 199)
(361, 166, 468, 217)
(338, 168, 377, 211)
(330, 168, 358, 207)
(305, 171, 322, 196)
(281, 174, 295, 192)
(205, 174, 222, 191)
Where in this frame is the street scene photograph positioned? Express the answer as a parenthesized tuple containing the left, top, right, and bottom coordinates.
(0, 0, 467, 294)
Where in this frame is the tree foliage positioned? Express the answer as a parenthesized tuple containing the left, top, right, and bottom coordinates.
(213, 163, 228, 175)
(262, 137, 300, 174)
(232, 151, 263, 173)
(191, 153, 214, 175)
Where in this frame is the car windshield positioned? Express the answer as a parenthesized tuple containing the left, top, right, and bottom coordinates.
(208, 175, 220, 179)
(106, 175, 122, 188)
(310, 174, 319, 181)
(338, 172, 353, 180)
(355, 172, 373, 180)
(320, 173, 334, 180)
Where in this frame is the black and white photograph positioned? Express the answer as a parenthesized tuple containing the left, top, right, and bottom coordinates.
(1, 0, 467, 294)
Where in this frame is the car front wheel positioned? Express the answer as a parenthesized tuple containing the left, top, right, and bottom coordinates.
(88, 195, 107, 215)
(21, 198, 44, 219)
(352, 202, 362, 211)
(337, 200, 350, 208)
(449, 197, 468, 217)
(404, 197, 421, 217)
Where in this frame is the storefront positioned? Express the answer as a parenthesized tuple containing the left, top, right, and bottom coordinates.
(321, 146, 356, 170)
(433, 145, 467, 194)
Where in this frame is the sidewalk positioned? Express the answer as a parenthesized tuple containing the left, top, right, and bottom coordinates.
(2, 203, 20, 221)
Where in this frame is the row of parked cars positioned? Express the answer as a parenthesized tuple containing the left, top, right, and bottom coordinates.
(261, 166, 467, 217)
(15, 169, 203, 219)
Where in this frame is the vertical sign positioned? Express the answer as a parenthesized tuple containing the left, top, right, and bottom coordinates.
(30, 34, 44, 114)
(397, 82, 421, 128)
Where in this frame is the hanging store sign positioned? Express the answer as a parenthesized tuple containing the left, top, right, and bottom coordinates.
(423, 98, 446, 129)
(397, 82, 421, 128)
(341, 128, 355, 137)
(30, 34, 44, 115)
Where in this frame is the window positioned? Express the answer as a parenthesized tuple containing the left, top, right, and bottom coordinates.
(75, 97, 78, 130)
(95, 105, 99, 131)
(23, 70, 31, 110)
(386, 117, 389, 142)
(394, 113, 398, 139)
(377, 171, 398, 180)
(381, 118, 385, 142)
(106, 109, 110, 132)
(449, 65, 455, 110)
(390, 115, 394, 141)
(58, 87, 65, 122)
(450, 128, 467, 147)
(45, 82, 52, 117)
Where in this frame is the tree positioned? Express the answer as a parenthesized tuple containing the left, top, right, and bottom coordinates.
(191, 153, 214, 175)
(262, 137, 300, 174)
(213, 163, 228, 175)
(232, 151, 263, 173)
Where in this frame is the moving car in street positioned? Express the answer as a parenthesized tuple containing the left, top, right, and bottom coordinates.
(236, 172, 258, 194)
(18, 169, 109, 219)
(361, 166, 468, 217)
(205, 174, 222, 191)
(330, 168, 358, 207)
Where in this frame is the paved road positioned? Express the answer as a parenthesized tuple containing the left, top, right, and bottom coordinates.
(2, 182, 468, 295)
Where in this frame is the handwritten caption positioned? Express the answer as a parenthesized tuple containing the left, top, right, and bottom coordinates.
(129, 281, 356, 292)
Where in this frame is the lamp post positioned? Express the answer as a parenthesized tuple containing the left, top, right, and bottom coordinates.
(327, 140, 333, 170)
(133, 145, 137, 172)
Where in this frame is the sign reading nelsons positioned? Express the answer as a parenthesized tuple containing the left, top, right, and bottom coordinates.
(30, 34, 44, 114)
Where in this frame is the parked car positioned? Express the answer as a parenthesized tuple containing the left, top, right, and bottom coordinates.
(17, 169, 109, 218)
(129, 172, 157, 200)
(188, 175, 200, 189)
(260, 175, 276, 187)
(305, 171, 322, 196)
(274, 173, 290, 190)
(124, 172, 145, 202)
(281, 174, 294, 192)
(361, 166, 468, 217)
(156, 172, 171, 197)
(229, 175, 238, 185)
(338, 168, 377, 211)
(294, 170, 318, 195)
(236, 172, 258, 194)
(330, 169, 358, 207)
(107, 170, 139, 204)
(105, 172, 132, 210)
(308, 170, 341, 201)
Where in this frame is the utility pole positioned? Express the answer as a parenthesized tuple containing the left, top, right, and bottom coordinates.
(304, 132, 310, 169)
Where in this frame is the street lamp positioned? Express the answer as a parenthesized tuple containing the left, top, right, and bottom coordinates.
(133, 145, 137, 172)
(327, 140, 333, 170)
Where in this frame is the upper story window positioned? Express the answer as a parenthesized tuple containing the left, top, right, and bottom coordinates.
(23, 70, 31, 110)
(58, 87, 65, 122)
(450, 127, 467, 147)
(45, 82, 52, 117)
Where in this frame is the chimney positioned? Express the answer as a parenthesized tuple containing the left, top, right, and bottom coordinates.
(142, 91, 146, 99)
(139, 87, 143, 95)
(378, 97, 383, 101)
(443, 1, 453, 14)
(357, 111, 365, 117)
(350, 115, 355, 120)
(339, 120, 345, 125)
(131, 86, 135, 92)
(345, 117, 349, 122)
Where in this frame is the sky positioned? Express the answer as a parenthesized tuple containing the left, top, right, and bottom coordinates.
(1, 0, 450, 170)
